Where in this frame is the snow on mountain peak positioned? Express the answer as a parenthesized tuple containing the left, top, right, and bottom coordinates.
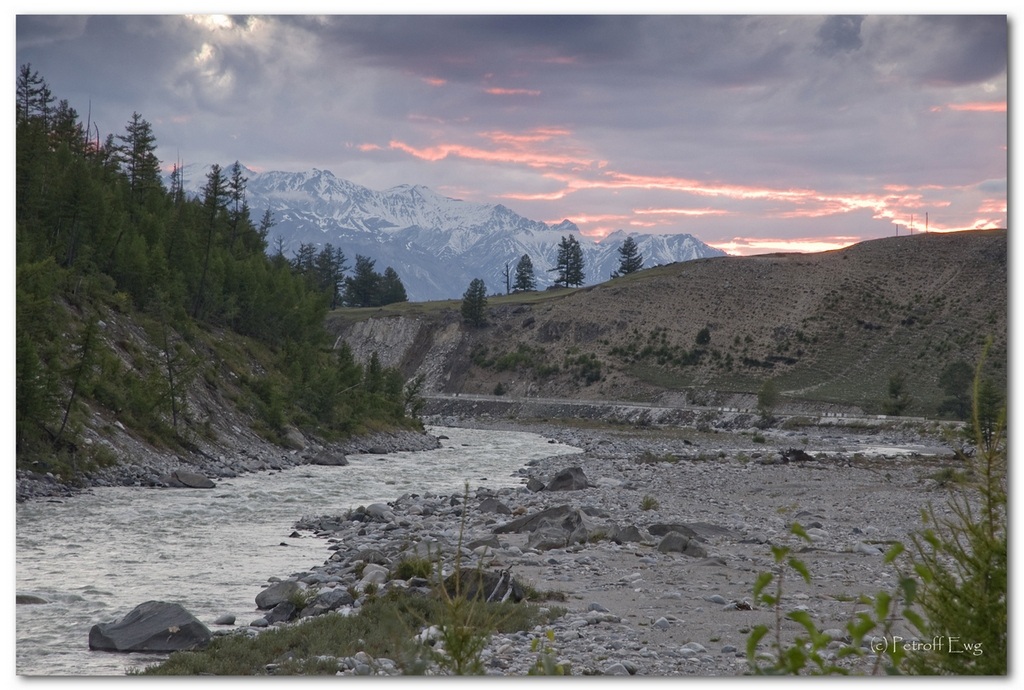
(172, 165, 724, 300)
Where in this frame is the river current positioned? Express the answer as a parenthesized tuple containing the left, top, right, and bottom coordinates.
(15, 426, 581, 676)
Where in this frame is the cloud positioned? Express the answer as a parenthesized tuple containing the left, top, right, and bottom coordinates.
(14, 14, 1005, 250)
(815, 15, 864, 56)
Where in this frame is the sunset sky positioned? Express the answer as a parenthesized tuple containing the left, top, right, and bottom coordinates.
(14, 10, 1008, 255)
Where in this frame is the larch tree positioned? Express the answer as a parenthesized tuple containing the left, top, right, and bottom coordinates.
(461, 278, 488, 327)
(379, 266, 408, 305)
(555, 235, 585, 288)
(513, 254, 537, 292)
(612, 235, 644, 277)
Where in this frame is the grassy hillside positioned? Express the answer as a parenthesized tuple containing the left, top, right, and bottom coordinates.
(327, 229, 1007, 417)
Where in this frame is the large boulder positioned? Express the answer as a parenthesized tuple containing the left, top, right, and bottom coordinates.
(608, 523, 645, 544)
(657, 531, 709, 558)
(161, 470, 216, 489)
(265, 601, 299, 624)
(527, 524, 573, 551)
(365, 503, 396, 522)
(300, 588, 355, 618)
(445, 568, 524, 603)
(545, 467, 590, 491)
(88, 601, 211, 652)
(478, 497, 512, 514)
(503, 506, 606, 551)
(311, 450, 348, 466)
(494, 505, 573, 534)
(256, 580, 306, 610)
(525, 477, 546, 492)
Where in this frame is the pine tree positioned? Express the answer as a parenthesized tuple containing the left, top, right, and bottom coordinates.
(461, 278, 488, 327)
(512, 254, 537, 292)
(612, 235, 643, 277)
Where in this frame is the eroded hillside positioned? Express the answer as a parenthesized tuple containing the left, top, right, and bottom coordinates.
(327, 229, 1007, 416)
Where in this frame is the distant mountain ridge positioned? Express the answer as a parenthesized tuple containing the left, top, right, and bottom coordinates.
(175, 165, 726, 301)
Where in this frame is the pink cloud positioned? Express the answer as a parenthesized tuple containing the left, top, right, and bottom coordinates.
(633, 207, 730, 217)
(933, 101, 1007, 113)
(710, 236, 863, 256)
(484, 87, 542, 96)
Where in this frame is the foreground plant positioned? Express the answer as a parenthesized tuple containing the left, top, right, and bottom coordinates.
(905, 344, 1006, 675)
(746, 524, 916, 675)
(746, 347, 1007, 675)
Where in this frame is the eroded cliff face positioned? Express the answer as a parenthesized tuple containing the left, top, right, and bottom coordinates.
(333, 311, 471, 393)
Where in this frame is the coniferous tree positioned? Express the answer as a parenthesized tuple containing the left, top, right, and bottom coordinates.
(226, 161, 250, 252)
(291, 242, 318, 279)
(461, 278, 488, 327)
(344, 254, 382, 307)
(17, 63, 48, 123)
(56, 315, 100, 446)
(314, 244, 348, 308)
(51, 99, 87, 155)
(14, 64, 421, 478)
(192, 163, 228, 318)
(513, 254, 537, 292)
(555, 235, 585, 288)
(115, 112, 162, 209)
(612, 235, 644, 278)
(938, 361, 973, 420)
(883, 371, 912, 416)
(379, 266, 408, 305)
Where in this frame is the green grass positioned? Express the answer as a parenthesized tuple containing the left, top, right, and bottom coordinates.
(139, 589, 559, 676)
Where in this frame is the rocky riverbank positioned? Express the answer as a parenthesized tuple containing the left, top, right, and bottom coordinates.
(237, 417, 965, 677)
(15, 427, 440, 503)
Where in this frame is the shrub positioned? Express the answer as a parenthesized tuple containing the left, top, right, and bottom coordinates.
(394, 557, 434, 581)
(757, 379, 779, 422)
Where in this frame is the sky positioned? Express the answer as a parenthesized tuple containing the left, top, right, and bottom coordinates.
(13, 8, 1009, 255)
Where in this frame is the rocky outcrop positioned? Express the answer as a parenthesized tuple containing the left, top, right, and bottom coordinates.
(88, 601, 211, 653)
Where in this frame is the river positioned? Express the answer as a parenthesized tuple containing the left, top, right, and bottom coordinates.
(15, 426, 581, 676)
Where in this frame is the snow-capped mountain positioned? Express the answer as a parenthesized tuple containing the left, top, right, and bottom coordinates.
(174, 165, 726, 301)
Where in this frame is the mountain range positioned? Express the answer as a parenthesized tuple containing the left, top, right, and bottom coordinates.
(175, 165, 726, 301)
